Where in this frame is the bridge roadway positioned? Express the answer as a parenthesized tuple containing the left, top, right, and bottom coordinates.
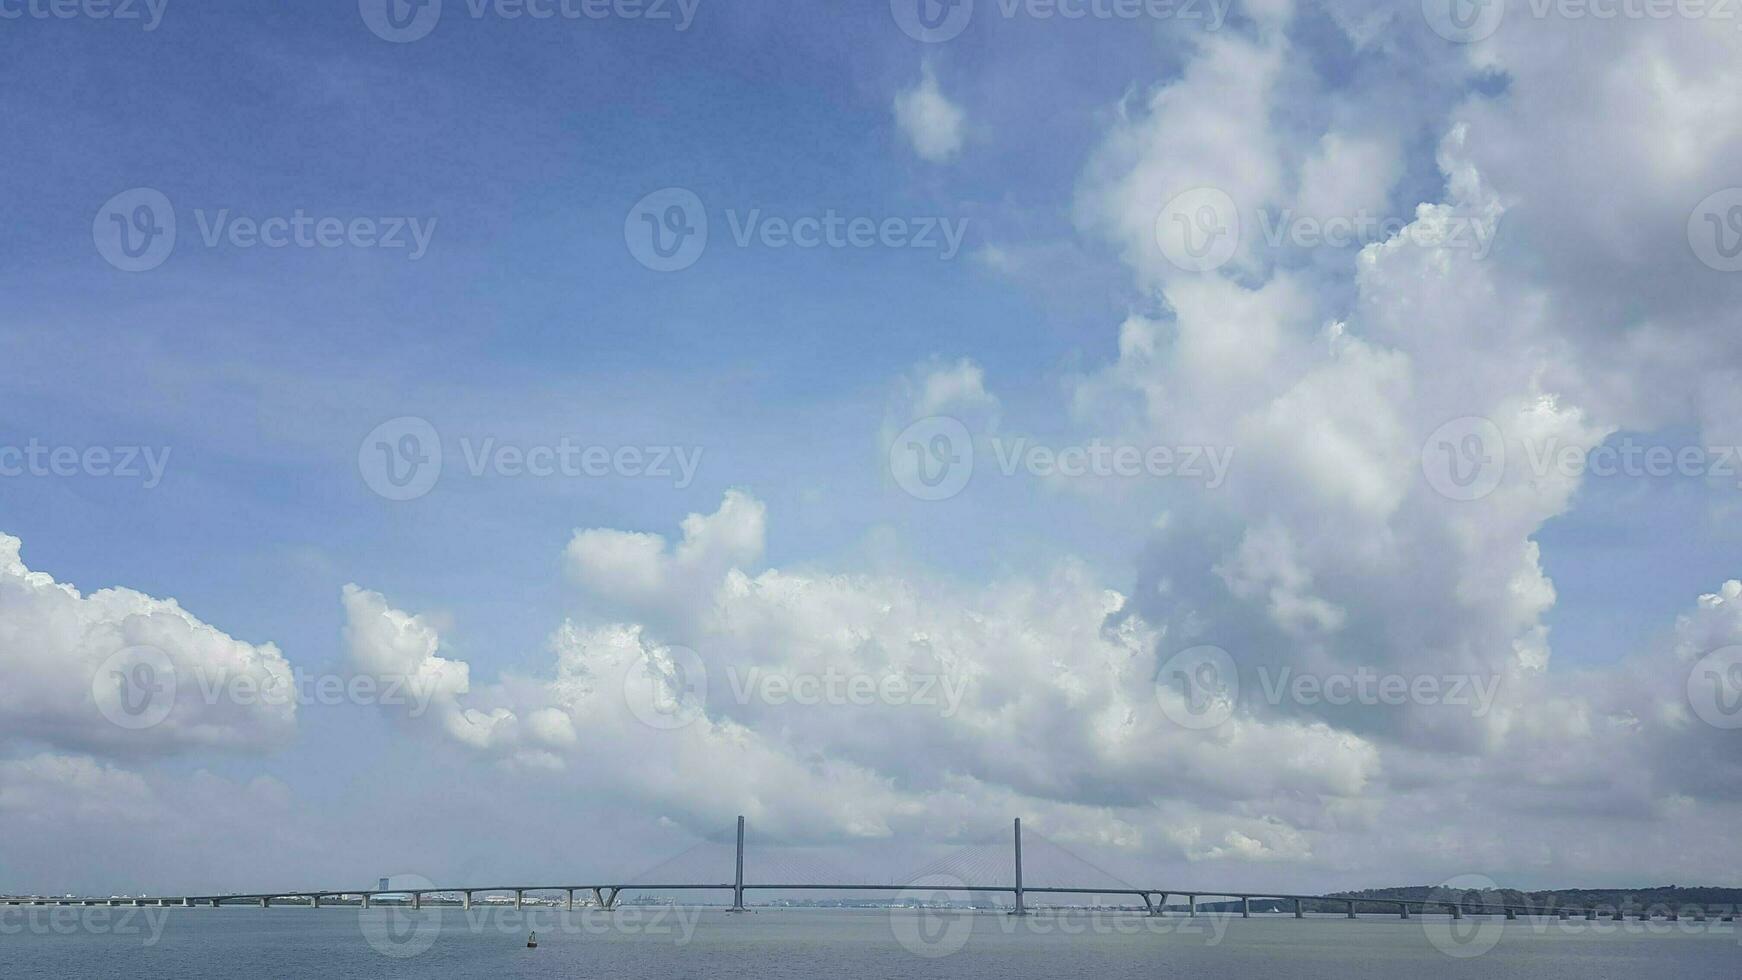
(5, 817, 1733, 923)
(1, 885, 1732, 922)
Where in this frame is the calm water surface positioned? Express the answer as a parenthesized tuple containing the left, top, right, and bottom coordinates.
(6, 906, 1733, 978)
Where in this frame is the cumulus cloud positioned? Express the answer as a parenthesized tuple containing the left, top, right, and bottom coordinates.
(347, 492, 1381, 853)
(894, 64, 965, 163)
(0, 532, 295, 757)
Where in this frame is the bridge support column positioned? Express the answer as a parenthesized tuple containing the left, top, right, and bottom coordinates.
(1012, 818, 1026, 916)
(211, 899, 221, 909)
(731, 815, 747, 912)
(1400, 904, 1410, 919)
(1141, 893, 1157, 916)
(1242, 897, 1250, 918)
(310, 896, 320, 909)
(1346, 901, 1356, 919)
(1293, 899, 1303, 919)
(411, 893, 421, 911)
(1505, 909, 1517, 920)
(515, 891, 523, 911)
(361, 895, 370, 910)
(1187, 895, 1195, 917)
(565, 890, 573, 912)
(1585, 909, 1595, 920)
(462, 892, 472, 910)
(259, 898, 269, 909)
(1557, 909, 1567, 920)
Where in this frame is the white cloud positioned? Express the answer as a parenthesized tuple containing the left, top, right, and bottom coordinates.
(0, 532, 295, 757)
(894, 64, 966, 163)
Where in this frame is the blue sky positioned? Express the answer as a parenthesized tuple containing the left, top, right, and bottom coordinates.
(3, 0, 1742, 896)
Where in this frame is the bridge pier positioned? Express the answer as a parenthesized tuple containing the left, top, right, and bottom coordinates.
(361, 894, 370, 910)
(1584, 909, 1595, 920)
(566, 889, 573, 912)
(259, 898, 269, 908)
(1186, 895, 1195, 917)
(462, 892, 472, 910)
(1293, 898, 1303, 919)
(1012, 818, 1026, 917)
(1141, 893, 1157, 916)
(1557, 909, 1567, 920)
(1505, 908, 1517, 920)
(515, 890, 523, 911)
(1399, 903, 1409, 919)
(310, 895, 321, 909)
(1346, 901, 1356, 919)
(1241, 897, 1250, 918)
(411, 893, 421, 911)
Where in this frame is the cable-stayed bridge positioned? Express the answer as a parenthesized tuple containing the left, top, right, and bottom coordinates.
(4, 817, 1734, 923)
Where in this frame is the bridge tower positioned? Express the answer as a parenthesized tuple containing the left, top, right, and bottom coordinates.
(1012, 818, 1027, 916)
(730, 815, 746, 912)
